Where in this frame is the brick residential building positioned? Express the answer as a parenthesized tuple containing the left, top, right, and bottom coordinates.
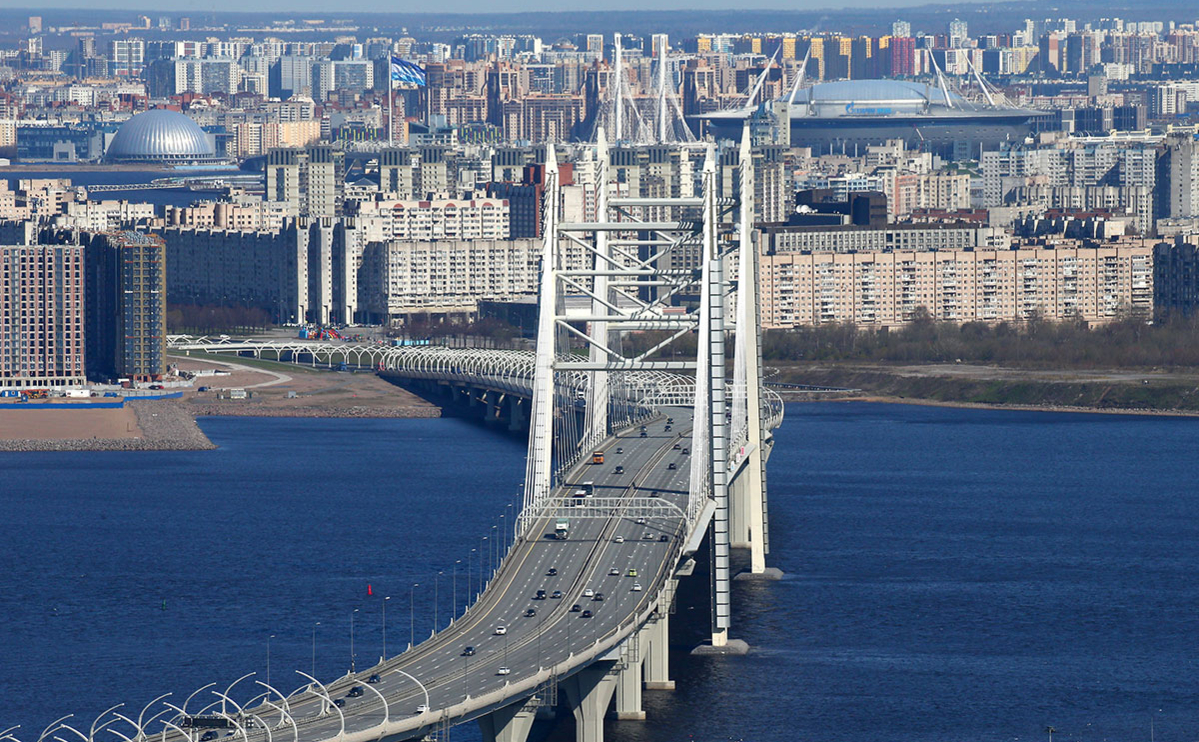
(0, 244, 86, 388)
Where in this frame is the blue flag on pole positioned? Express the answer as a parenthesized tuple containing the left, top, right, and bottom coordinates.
(390, 56, 427, 86)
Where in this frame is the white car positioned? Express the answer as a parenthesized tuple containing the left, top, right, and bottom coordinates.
(583, 588, 595, 597)
(415, 704, 430, 714)
(497, 667, 511, 676)
(614, 536, 625, 544)
(609, 567, 620, 576)
(494, 626, 507, 635)
(631, 582, 643, 592)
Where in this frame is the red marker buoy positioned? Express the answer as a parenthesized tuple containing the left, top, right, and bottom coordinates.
(367, 584, 373, 596)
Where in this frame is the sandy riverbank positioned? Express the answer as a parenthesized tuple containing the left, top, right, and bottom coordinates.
(170, 353, 442, 418)
(0, 400, 216, 452)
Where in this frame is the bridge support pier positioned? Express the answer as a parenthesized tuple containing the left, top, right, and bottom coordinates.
(478, 700, 536, 742)
(508, 396, 525, 432)
(642, 612, 673, 690)
(563, 661, 618, 742)
(730, 472, 751, 549)
(613, 638, 644, 720)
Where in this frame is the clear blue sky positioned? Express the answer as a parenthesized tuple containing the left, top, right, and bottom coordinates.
(27, 0, 986, 13)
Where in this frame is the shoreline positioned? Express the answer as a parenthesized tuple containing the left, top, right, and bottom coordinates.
(785, 393, 1199, 419)
(190, 404, 442, 419)
(0, 400, 217, 452)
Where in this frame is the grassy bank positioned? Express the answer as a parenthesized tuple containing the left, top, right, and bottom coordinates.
(773, 364, 1199, 413)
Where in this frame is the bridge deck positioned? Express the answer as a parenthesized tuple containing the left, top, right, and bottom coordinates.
(163, 412, 695, 742)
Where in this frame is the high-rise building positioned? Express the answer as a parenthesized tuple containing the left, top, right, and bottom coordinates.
(265, 145, 345, 217)
(948, 19, 969, 48)
(0, 243, 86, 389)
(28, 16, 42, 34)
(84, 231, 166, 382)
(892, 20, 911, 39)
(108, 38, 145, 77)
(1156, 133, 1199, 221)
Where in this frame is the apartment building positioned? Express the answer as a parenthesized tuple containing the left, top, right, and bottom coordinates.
(164, 218, 362, 325)
(83, 231, 166, 381)
(0, 243, 86, 388)
(359, 238, 542, 322)
(351, 194, 510, 242)
(760, 245, 1153, 328)
(759, 222, 1011, 254)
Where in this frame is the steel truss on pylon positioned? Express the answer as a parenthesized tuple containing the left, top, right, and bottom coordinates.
(519, 123, 772, 647)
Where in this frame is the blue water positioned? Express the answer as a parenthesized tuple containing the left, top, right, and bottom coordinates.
(2, 404, 1198, 742)
(0, 168, 246, 207)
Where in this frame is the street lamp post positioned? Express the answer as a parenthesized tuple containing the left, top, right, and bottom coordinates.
(453, 561, 460, 622)
(435, 572, 442, 631)
(311, 623, 320, 678)
(480, 538, 487, 590)
(350, 609, 358, 673)
(491, 525, 498, 574)
(499, 515, 506, 555)
(468, 550, 475, 600)
(409, 583, 419, 649)
(382, 597, 391, 659)
(267, 635, 275, 687)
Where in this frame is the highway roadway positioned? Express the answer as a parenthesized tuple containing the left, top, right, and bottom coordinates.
(185, 409, 696, 742)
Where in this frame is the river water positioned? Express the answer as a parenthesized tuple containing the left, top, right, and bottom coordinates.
(2, 403, 1198, 742)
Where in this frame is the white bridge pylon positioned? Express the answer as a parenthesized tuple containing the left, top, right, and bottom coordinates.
(522, 122, 772, 647)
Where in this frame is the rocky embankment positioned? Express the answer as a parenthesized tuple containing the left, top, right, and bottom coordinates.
(0, 401, 216, 452)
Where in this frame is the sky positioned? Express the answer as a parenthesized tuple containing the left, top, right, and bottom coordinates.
(15, 0, 992, 14)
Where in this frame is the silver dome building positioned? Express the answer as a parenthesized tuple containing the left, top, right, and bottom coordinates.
(105, 109, 221, 164)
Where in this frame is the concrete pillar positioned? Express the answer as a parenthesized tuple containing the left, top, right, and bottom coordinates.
(563, 662, 618, 742)
(480, 391, 495, 422)
(477, 700, 536, 742)
(508, 396, 525, 432)
(642, 613, 673, 690)
(613, 648, 644, 720)
(729, 471, 751, 549)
